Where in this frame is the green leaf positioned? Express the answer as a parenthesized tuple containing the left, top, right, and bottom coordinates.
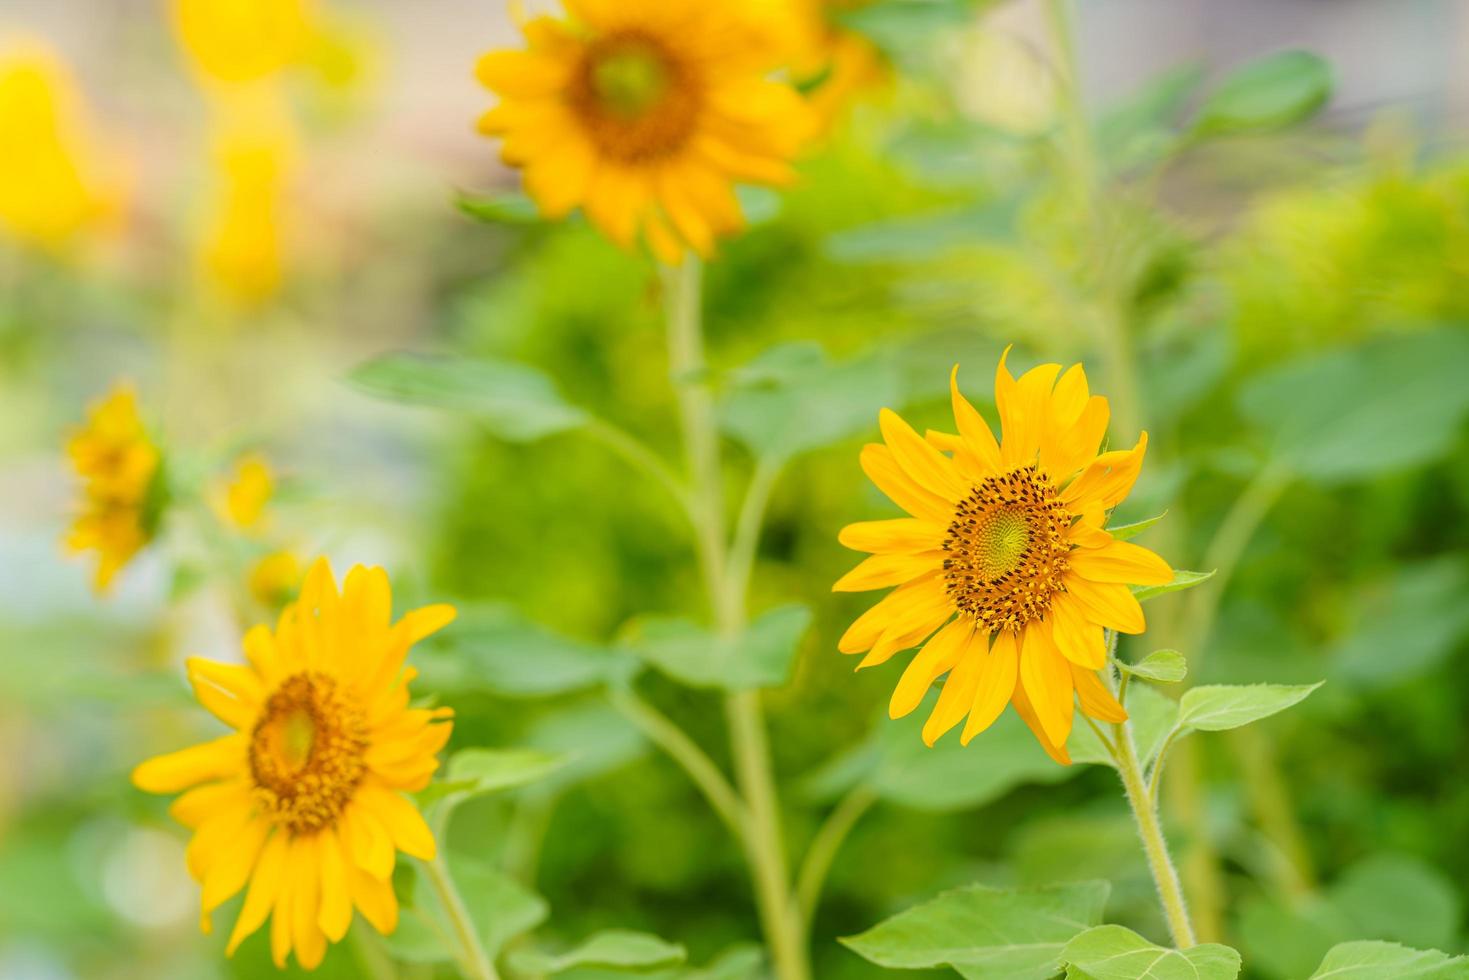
(1332, 558, 1469, 687)
(418, 604, 621, 698)
(1132, 570, 1214, 603)
(1107, 512, 1167, 541)
(1098, 65, 1204, 171)
(511, 930, 687, 974)
(1118, 650, 1187, 684)
(417, 747, 567, 807)
(1237, 329, 1469, 483)
(389, 856, 547, 963)
(1067, 682, 1178, 768)
(1193, 50, 1332, 136)
(1331, 855, 1463, 953)
(1177, 682, 1322, 733)
(1061, 925, 1241, 979)
(840, 881, 1109, 979)
(629, 604, 810, 691)
(720, 344, 901, 460)
(522, 702, 649, 792)
(349, 352, 588, 442)
(456, 189, 541, 225)
(1307, 941, 1469, 979)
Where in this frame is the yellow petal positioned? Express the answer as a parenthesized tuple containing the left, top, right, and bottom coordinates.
(878, 408, 969, 502)
(833, 552, 942, 593)
(348, 863, 399, 934)
(1048, 596, 1107, 669)
(318, 828, 354, 942)
(357, 783, 437, 860)
(227, 829, 287, 956)
(889, 617, 970, 719)
(921, 626, 984, 745)
(340, 801, 396, 879)
(961, 628, 1019, 744)
(1064, 573, 1147, 634)
(132, 735, 244, 794)
(291, 836, 326, 970)
(1073, 664, 1128, 723)
(859, 443, 954, 524)
(837, 572, 943, 655)
(1061, 432, 1148, 510)
(1010, 669, 1071, 765)
(1068, 539, 1173, 586)
(949, 365, 1003, 473)
(200, 817, 270, 924)
(837, 518, 946, 555)
(1017, 620, 1073, 747)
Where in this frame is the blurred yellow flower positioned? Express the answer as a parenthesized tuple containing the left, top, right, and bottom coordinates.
(65, 385, 163, 594)
(248, 550, 303, 608)
(132, 559, 455, 969)
(0, 37, 126, 251)
(834, 354, 1172, 764)
(213, 454, 275, 532)
(748, 0, 887, 131)
(174, 0, 314, 84)
(199, 99, 294, 305)
(475, 0, 813, 263)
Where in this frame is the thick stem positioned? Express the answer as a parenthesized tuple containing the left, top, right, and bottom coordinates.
(1114, 719, 1197, 948)
(424, 853, 500, 980)
(662, 259, 811, 980)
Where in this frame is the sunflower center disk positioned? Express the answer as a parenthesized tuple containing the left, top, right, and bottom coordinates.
(249, 671, 368, 834)
(571, 31, 700, 162)
(943, 464, 1072, 633)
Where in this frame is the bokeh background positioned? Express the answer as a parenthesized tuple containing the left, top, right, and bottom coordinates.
(3, 1, 1469, 978)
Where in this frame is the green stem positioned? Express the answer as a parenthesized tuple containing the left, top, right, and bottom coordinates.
(661, 259, 811, 980)
(583, 417, 693, 523)
(795, 785, 878, 923)
(424, 852, 500, 980)
(349, 923, 400, 980)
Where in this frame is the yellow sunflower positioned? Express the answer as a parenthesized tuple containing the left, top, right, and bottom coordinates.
(212, 454, 275, 532)
(475, 0, 813, 263)
(132, 558, 455, 969)
(65, 385, 163, 593)
(834, 353, 1173, 764)
(173, 0, 313, 85)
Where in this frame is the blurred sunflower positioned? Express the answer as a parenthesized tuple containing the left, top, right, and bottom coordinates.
(249, 549, 304, 609)
(65, 385, 163, 593)
(173, 0, 313, 84)
(212, 454, 275, 532)
(749, 0, 887, 131)
(475, 0, 812, 262)
(834, 354, 1172, 764)
(132, 559, 455, 969)
(199, 97, 294, 305)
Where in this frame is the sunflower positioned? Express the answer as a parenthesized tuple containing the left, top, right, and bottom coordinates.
(474, 0, 812, 263)
(173, 0, 313, 84)
(212, 454, 275, 532)
(834, 353, 1173, 764)
(65, 385, 163, 593)
(132, 559, 455, 969)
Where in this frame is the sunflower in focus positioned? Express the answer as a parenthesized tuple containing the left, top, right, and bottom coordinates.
(475, 0, 813, 263)
(834, 353, 1173, 764)
(65, 385, 163, 593)
(133, 559, 455, 969)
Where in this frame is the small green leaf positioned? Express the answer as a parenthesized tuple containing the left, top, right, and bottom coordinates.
(522, 702, 649, 792)
(1119, 650, 1187, 684)
(511, 930, 687, 974)
(1061, 925, 1241, 979)
(840, 881, 1109, 979)
(1177, 682, 1322, 733)
(1106, 512, 1167, 541)
(1067, 682, 1178, 768)
(391, 856, 547, 963)
(1132, 570, 1214, 603)
(456, 190, 541, 225)
(1307, 941, 1469, 979)
(350, 352, 588, 442)
(1193, 50, 1332, 136)
(418, 604, 621, 698)
(629, 604, 810, 691)
(415, 747, 566, 808)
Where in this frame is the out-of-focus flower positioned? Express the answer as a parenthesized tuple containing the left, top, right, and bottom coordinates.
(212, 455, 275, 532)
(248, 549, 303, 608)
(198, 96, 294, 305)
(0, 37, 127, 252)
(953, 28, 1057, 135)
(475, 0, 813, 263)
(65, 385, 164, 593)
(834, 354, 1173, 764)
(747, 0, 888, 132)
(173, 0, 314, 85)
(132, 559, 455, 969)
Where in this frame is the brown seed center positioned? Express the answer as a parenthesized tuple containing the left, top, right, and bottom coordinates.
(249, 671, 367, 834)
(567, 30, 701, 163)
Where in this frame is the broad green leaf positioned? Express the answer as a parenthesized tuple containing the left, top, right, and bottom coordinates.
(1177, 682, 1322, 733)
(390, 856, 547, 963)
(1331, 855, 1463, 953)
(1333, 558, 1469, 687)
(456, 190, 541, 224)
(1132, 570, 1214, 603)
(522, 702, 649, 792)
(1237, 893, 1355, 980)
(629, 604, 810, 691)
(1061, 925, 1241, 979)
(1193, 50, 1332, 136)
(419, 604, 621, 697)
(1068, 682, 1178, 768)
(1107, 513, 1167, 542)
(1119, 650, 1187, 684)
(510, 930, 686, 974)
(804, 695, 1071, 811)
(1237, 329, 1469, 483)
(349, 352, 588, 441)
(1307, 941, 1469, 979)
(417, 747, 567, 807)
(720, 344, 901, 460)
(1098, 65, 1203, 171)
(383, 905, 456, 963)
(841, 881, 1109, 979)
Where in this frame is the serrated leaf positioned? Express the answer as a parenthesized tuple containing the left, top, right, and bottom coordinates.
(1193, 50, 1332, 136)
(1107, 513, 1167, 542)
(1307, 941, 1469, 979)
(511, 930, 687, 974)
(1132, 570, 1214, 603)
(629, 604, 810, 691)
(416, 747, 567, 807)
(840, 881, 1109, 979)
(1061, 925, 1241, 979)
(1177, 682, 1322, 733)
(1067, 682, 1178, 768)
(1119, 650, 1187, 684)
(350, 352, 588, 442)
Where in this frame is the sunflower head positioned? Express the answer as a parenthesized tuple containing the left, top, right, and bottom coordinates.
(475, 0, 813, 262)
(213, 454, 275, 532)
(173, 0, 313, 84)
(65, 384, 163, 593)
(132, 558, 455, 969)
(834, 351, 1173, 764)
